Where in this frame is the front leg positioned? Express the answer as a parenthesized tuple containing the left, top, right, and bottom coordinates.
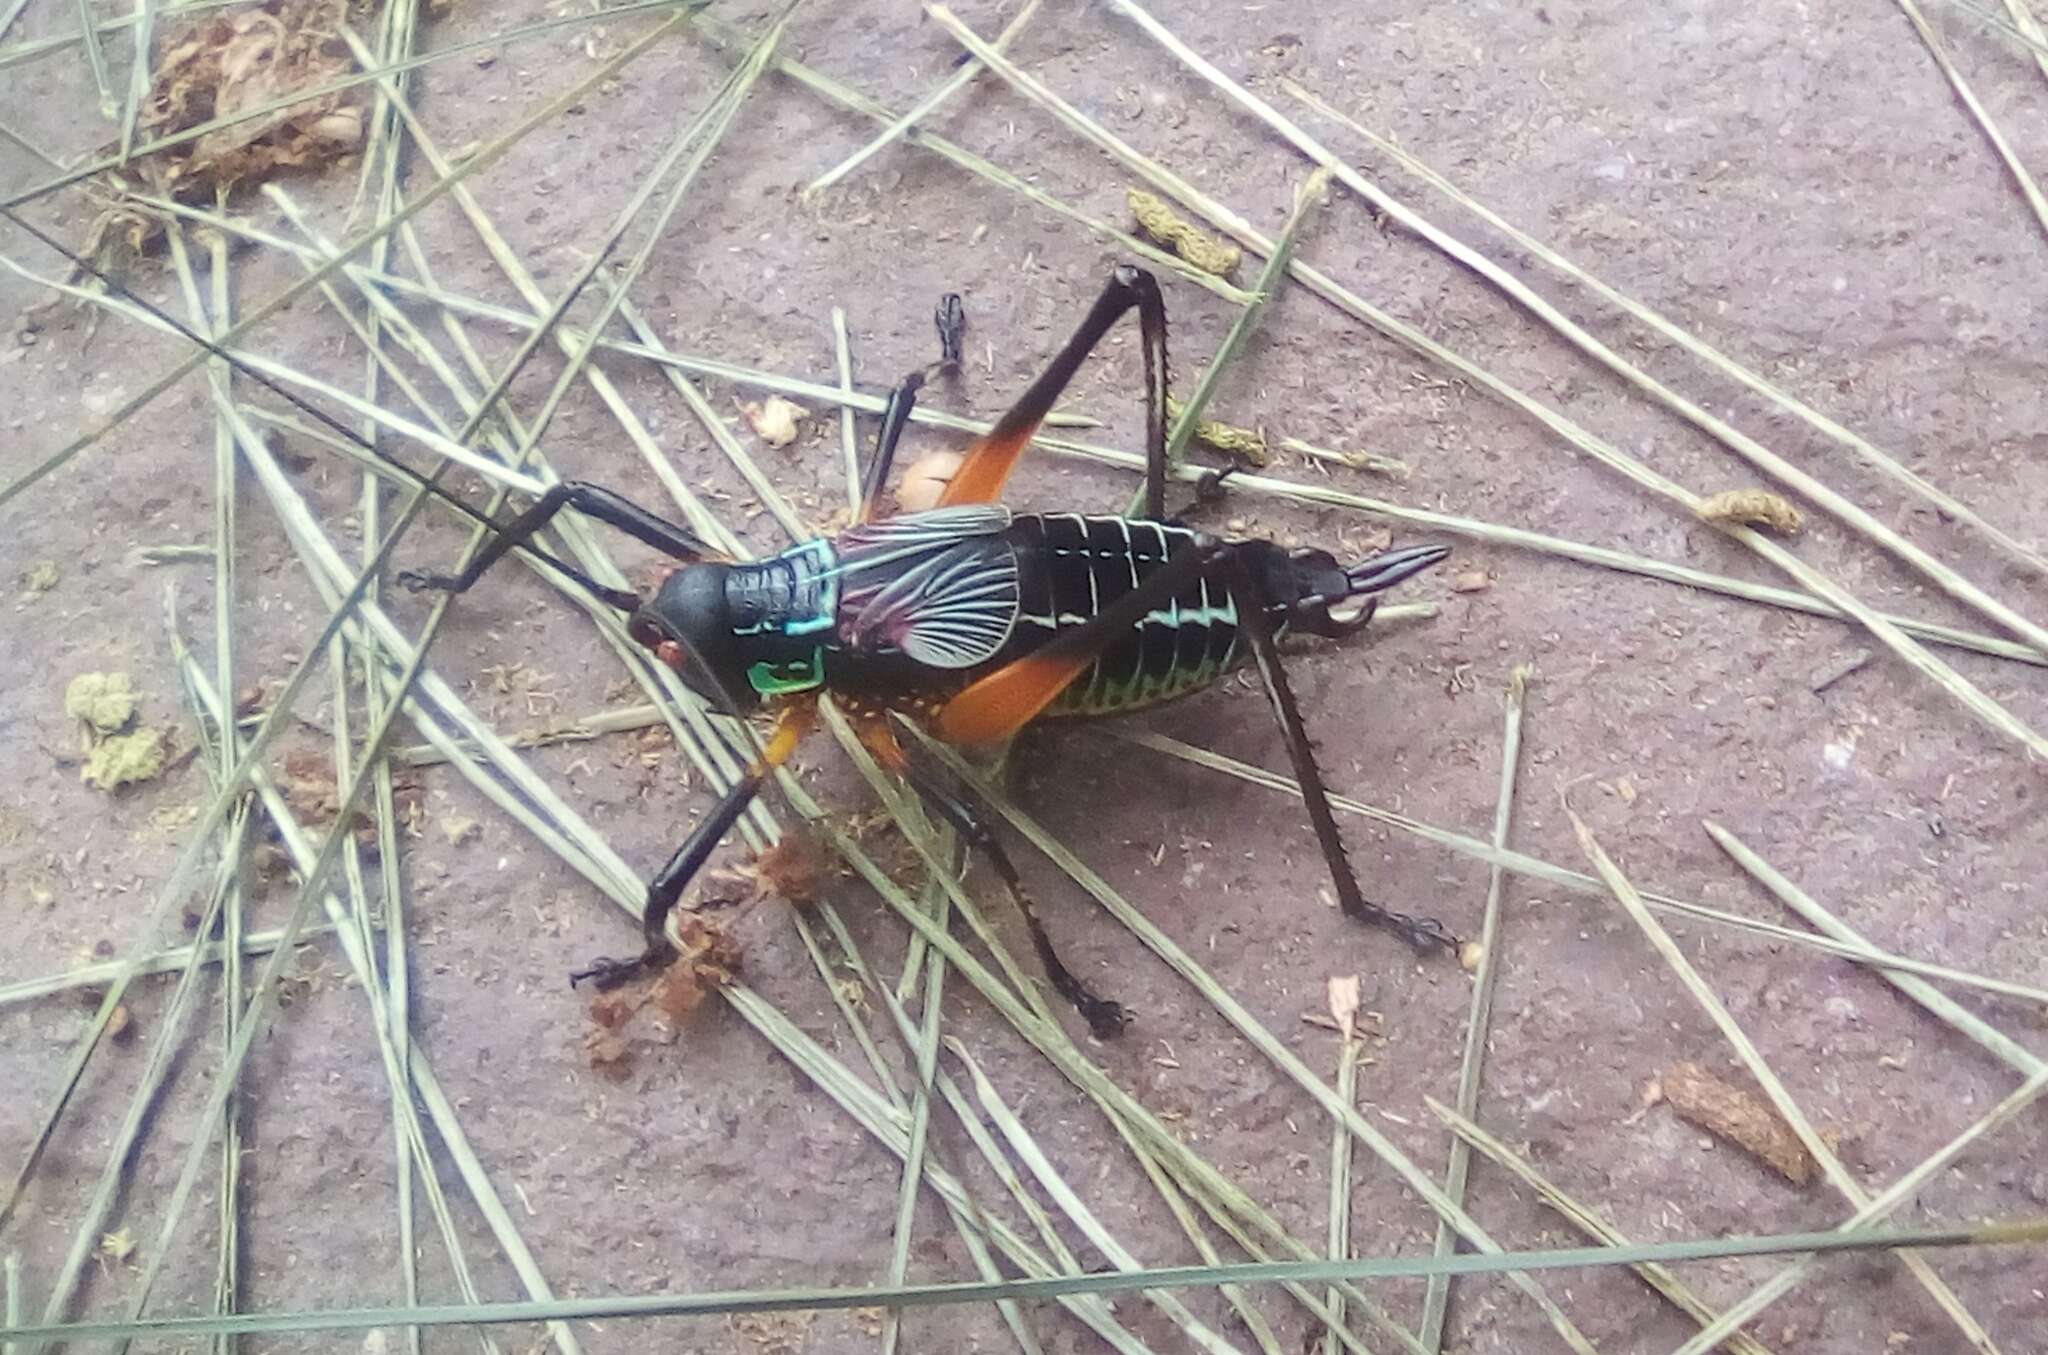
(574, 702, 815, 987)
(397, 480, 709, 609)
(856, 293, 968, 522)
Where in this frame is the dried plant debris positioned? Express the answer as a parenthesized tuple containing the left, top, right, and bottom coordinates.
(707, 830, 831, 906)
(66, 672, 142, 734)
(1279, 436, 1411, 479)
(86, 0, 368, 265)
(438, 813, 481, 846)
(95, 1229, 137, 1271)
(277, 747, 422, 842)
(1697, 489, 1804, 536)
(750, 827, 828, 905)
(739, 395, 807, 447)
(583, 1027, 634, 1080)
(1166, 394, 1270, 465)
(1129, 187, 1242, 276)
(729, 1312, 813, 1355)
(586, 990, 638, 1031)
(648, 913, 745, 1023)
(1660, 1060, 1816, 1185)
(280, 749, 350, 824)
(1326, 974, 1362, 1040)
(1450, 569, 1493, 594)
(19, 560, 60, 596)
(65, 671, 169, 791)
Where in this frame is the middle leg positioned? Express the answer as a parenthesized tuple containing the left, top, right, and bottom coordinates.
(858, 717, 1129, 1038)
(856, 293, 968, 522)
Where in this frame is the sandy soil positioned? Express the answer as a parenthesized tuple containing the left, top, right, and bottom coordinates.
(3, 2, 2046, 1352)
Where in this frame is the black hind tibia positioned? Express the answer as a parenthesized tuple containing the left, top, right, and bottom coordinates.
(1220, 544, 1459, 955)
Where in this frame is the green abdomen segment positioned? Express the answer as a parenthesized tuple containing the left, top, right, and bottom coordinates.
(1006, 514, 1244, 717)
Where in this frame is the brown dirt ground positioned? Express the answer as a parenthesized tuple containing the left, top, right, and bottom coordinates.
(4, 2, 2048, 1353)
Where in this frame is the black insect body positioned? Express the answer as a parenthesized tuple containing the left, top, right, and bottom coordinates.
(402, 266, 1455, 1036)
(633, 506, 1444, 721)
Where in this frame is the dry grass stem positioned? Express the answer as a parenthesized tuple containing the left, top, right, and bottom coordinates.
(1282, 78, 2048, 580)
(1571, 813, 2005, 1354)
(930, 3, 2048, 757)
(1107, 0, 2048, 662)
(1704, 822, 2044, 1076)
(804, 0, 1042, 197)
(1897, 0, 2048, 241)
(1420, 666, 1531, 1350)
(1428, 1100, 1780, 1355)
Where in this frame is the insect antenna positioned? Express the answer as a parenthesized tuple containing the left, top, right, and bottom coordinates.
(0, 204, 641, 614)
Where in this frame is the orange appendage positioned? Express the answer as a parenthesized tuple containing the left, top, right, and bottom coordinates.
(937, 423, 1038, 508)
(934, 652, 1084, 746)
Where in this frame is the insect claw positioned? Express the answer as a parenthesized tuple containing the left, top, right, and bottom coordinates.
(569, 942, 675, 990)
(396, 568, 456, 594)
(1378, 907, 1457, 955)
(1081, 995, 1130, 1040)
(934, 292, 966, 370)
(1196, 464, 1240, 503)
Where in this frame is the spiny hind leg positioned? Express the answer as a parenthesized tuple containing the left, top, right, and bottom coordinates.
(1219, 546, 1457, 953)
(857, 716, 1128, 1039)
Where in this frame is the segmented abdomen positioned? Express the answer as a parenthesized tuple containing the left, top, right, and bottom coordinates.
(1004, 514, 1242, 717)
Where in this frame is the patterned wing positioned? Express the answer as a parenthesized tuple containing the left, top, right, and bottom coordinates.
(839, 504, 1013, 549)
(845, 536, 1020, 668)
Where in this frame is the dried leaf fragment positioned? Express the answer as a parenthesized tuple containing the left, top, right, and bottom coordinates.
(1697, 489, 1803, 536)
(1130, 188, 1242, 276)
(753, 827, 826, 905)
(1450, 569, 1492, 594)
(280, 749, 345, 823)
(1326, 974, 1362, 1040)
(740, 396, 807, 447)
(649, 913, 745, 1022)
(583, 1029, 633, 1080)
(587, 991, 638, 1030)
(1662, 1060, 1815, 1185)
